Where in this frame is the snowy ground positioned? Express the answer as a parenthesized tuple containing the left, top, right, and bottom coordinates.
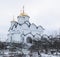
(0, 50, 60, 57)
(0, 53, 59, 57)
(41, 53, 60, 57)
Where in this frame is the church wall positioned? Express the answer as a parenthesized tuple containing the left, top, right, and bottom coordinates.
(17, 16, 29, 24)
(8, 10, 44, 43)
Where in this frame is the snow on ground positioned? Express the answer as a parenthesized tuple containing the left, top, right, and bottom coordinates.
(41, 53, 60, 57)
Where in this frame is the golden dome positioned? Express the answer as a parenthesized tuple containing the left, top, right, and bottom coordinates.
(20, 12, 28, 16)
(19, 6, 28, 16)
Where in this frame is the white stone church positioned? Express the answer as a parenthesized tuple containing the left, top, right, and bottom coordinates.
(8, 7, 44, 44)
(6, 7, 45, 57)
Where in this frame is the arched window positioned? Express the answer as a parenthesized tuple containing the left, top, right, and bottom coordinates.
(27, 37, 32, 43)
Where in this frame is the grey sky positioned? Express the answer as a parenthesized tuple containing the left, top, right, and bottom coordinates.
(0, 0, 60, 35)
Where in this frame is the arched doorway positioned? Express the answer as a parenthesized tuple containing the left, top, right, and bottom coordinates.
(26, 37, 32, 43)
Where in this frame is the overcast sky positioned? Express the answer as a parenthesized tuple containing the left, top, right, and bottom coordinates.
(0, 0, 60, 35)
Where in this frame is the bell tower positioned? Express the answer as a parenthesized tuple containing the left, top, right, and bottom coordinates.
(17, 6, 30, 24)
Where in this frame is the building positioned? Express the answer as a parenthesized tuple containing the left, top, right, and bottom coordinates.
(8, 7, 44, 44)
(5, 7, 45, 57)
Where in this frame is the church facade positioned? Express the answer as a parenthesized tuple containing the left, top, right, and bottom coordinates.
(6, 7, 45, 57)
(8, 8, 44, 44)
